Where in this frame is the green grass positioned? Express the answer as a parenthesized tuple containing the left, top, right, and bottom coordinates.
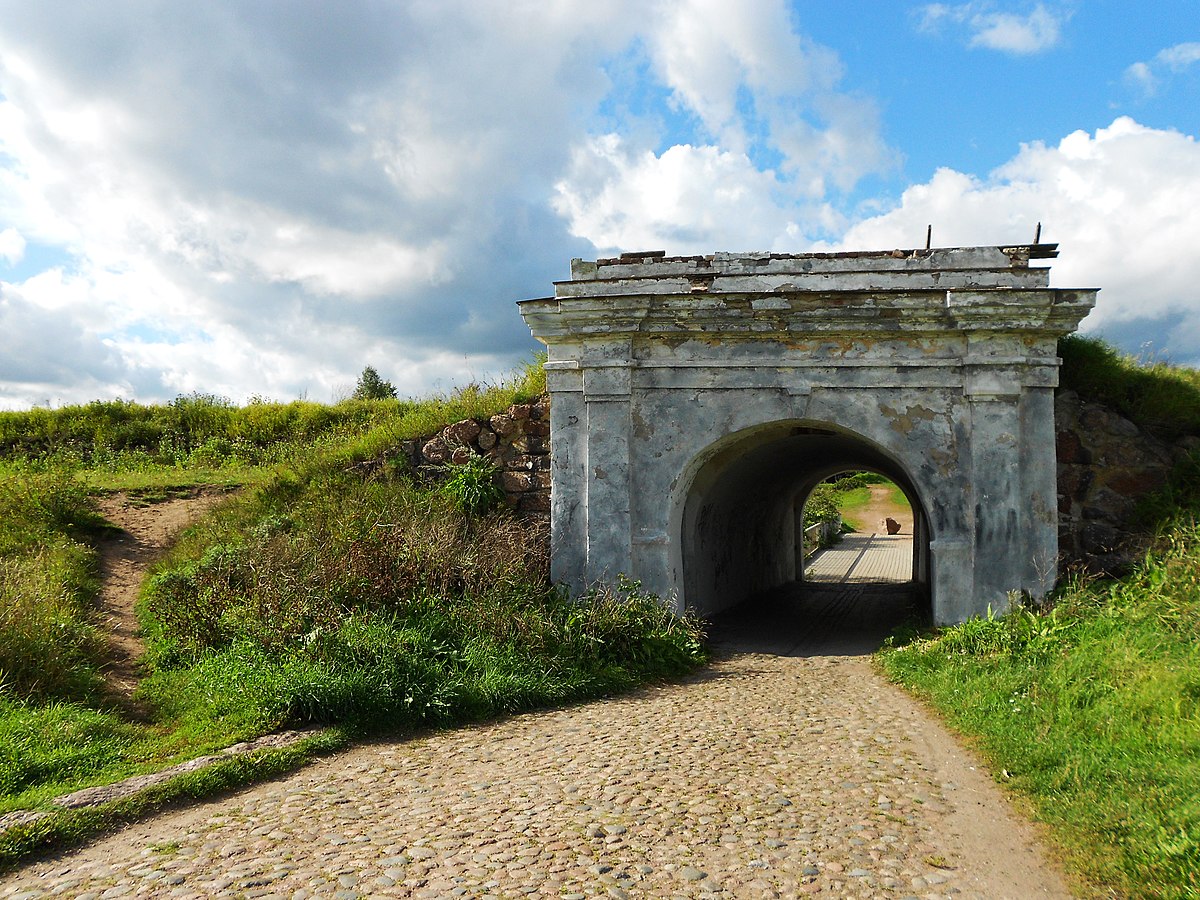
(0, 698, 140, 802)
(832, 485, 871, 510)
(0, 469, 173, 825)
(880, 511, 1200, 898)
(1059, 334, 1200, 439)
(83, 467, 261, 494)
(0, 357, 707, 864)
(0, 471, 114, 701)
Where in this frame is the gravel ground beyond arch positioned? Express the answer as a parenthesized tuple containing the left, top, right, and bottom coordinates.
(2, 588, 1072, 899)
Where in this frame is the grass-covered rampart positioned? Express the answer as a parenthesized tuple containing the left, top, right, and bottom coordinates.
(1059, 334, 1200, 439)
(881, 337, 1200, 898)
(0, 395, 385, 472)
(0, 360, 706, 865)
(137, 467, 704, 743)
(0, 360, 550, 482)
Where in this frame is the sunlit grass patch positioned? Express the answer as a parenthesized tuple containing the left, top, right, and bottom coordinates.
(0, 698, 143, 812)
(880, 518, 1200, 897)
(0, 355, 706, 865)
(0, 472, 111, 702)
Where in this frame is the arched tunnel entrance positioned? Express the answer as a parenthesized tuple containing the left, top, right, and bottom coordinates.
(676, 421, 932, 652)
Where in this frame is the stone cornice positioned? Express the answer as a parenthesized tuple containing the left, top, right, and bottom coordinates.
(520, 287, 1097, 341)
(521, 246, 1096, 343)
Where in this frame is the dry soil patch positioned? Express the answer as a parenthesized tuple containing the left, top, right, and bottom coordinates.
(844, 484, 914, 535)
(93, 488, 230, 711)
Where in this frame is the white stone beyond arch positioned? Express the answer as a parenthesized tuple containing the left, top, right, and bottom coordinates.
(519, 245, 1095, 624)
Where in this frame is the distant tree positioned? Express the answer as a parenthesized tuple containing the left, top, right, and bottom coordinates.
(352, 365, 397, 400)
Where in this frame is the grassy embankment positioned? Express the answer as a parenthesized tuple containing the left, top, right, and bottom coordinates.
(0, 361, 706, 865)
(880, 336, 1200, 898)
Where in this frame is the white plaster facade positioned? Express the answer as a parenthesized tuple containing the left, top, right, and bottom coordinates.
(519, 246, 1095, 624)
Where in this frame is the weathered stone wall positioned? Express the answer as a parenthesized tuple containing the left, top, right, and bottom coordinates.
(389, 389, 1193, 592)
(393, 397, 551, 516)
(1056, 389, 1197, 574)
(522, 245, 1095, 624)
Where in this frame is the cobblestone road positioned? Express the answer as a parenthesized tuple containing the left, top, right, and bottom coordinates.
(2, 588, 1070, 899)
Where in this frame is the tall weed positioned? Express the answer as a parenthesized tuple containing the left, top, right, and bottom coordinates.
(139, 460, 703, 737)
(437, 455, 505, 515)
(0, 473, 108, 701)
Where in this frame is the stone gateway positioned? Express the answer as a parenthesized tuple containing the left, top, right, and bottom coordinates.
(519, 245, 1095, 624)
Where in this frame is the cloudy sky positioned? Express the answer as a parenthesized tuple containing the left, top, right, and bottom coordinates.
(1, 1, 1197, 409)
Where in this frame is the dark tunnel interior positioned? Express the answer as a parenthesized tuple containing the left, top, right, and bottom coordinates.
(680, 421, 932, 640)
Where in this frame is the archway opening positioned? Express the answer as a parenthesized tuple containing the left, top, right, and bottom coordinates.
(676, 421, 932, 653)
(800, 472, 915, 585)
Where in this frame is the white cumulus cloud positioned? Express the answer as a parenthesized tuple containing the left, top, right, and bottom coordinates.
(553, 0, 891, 255)
(1124, 42, 1200, 97)
(0, 228, 25, 265)
(553, 135, 806, 254)
(640, 0, 892, 192)
(832, 118, 1200, 363)
(918, 2, 1067, 54)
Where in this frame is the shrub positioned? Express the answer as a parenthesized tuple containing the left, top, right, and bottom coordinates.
(437, 455, 504, 516)
(803, 483, 841, 527)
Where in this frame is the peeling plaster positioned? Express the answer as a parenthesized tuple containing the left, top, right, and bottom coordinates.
(881, 403, 937, 436)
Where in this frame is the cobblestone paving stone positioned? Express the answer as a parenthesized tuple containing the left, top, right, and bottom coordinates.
(2, 589, 1069, 899)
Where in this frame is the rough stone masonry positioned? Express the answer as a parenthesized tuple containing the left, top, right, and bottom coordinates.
(520, 245, 1096, 624)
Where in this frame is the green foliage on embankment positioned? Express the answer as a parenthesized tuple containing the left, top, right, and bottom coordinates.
(881, 337, 1200, 898)
(0, 472, 111, 701)
(0, 358, 706, 865)
(881, 511, 1200, 897)
(136, 472, 704, 741)
(1059, 334, 1200, 439)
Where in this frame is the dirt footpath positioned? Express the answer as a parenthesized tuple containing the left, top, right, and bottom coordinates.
(92, 489, 229, 706)
(844, 484, 914, 536)
(2, 592, 1072, 899)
